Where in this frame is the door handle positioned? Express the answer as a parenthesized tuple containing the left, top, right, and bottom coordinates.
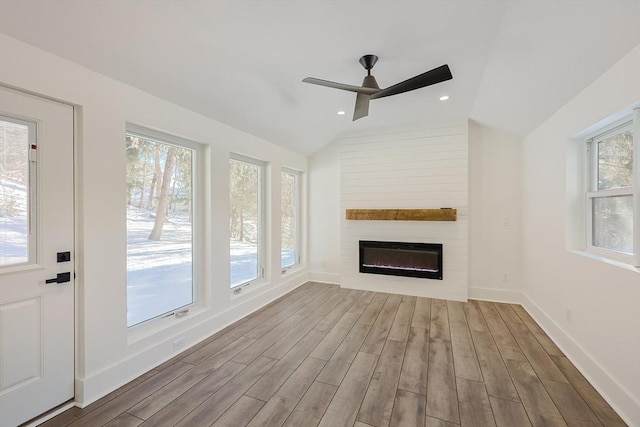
(45, 272, 71, 284)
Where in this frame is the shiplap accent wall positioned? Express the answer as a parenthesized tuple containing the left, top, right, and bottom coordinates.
(340, 121, 469, 301)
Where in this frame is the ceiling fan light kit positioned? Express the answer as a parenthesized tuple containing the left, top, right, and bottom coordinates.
(303, 54, 453, 121)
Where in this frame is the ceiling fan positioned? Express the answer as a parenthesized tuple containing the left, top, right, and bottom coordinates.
(302, 54, 453, 121)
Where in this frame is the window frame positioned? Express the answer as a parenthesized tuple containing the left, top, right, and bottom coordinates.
(125, 123, 203, 327)
(281, 168, 301, 272)
(585, 111, 639, 267)
(229, 154, 266, 289)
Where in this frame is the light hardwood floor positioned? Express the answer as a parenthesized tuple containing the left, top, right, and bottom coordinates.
(41, 282, 627, 427)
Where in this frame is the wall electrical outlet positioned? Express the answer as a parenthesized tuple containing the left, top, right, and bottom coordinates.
(566, 308, 572, 324)
(502, 273, 510, 282)
(173, 337, 186, 351)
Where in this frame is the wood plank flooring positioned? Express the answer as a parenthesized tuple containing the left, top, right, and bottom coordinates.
(42, 282, 627, 427)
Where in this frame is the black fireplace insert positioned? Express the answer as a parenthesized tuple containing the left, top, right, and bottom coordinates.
(359, 240, 443, 280)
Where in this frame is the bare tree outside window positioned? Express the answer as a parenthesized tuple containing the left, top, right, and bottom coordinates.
(281, 170, 298, 269)
(588, 126, 634, 256)
(125, 133, 193, 326)
(0, 119, 31, 266)
(597, 130, 633, 190)
(230, 158, 261, 287)
(592, 196, 633, 253)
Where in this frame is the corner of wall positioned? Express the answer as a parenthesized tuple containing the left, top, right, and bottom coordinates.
(309, 272, 341, 285)
(468, 122, 523, 302)
(308, 140, 341, 281)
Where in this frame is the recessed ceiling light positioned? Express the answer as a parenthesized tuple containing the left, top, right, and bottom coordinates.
(439, 95, 450, 101)
(337, 110, 346, 115)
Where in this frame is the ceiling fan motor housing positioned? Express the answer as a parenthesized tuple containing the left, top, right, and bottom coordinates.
(362, 75, 380, 89)
(359, 54, 379, 71)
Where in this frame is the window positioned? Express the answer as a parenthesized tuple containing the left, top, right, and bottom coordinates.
(230, 156, 264, 287)
(0, 116, 36, 268)
(281, 169, 300, 270)
(586, 111, 639, 266)
(126, 128, 197, 327)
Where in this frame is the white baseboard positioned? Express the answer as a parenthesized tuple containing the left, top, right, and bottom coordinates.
(468, 287, 521, 303)
(522, 294, 639, 427)
(76, 275, 309, 408)
(340, 281, 467, 302)
(309, 271, 341, 285)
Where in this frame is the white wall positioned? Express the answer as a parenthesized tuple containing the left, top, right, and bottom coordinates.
(309, 140, 341, 284)
(521, 45, 640, 425)
(339, 123, 469, 300)
(468, 122, 522, 302)
(0, 34, 310, 406)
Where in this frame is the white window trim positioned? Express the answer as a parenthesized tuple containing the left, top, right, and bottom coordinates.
(230, 154, 266, 289)
(584, 110, 639, 267)
(125, 123, 203, 328)
(281, 168, 301, 272)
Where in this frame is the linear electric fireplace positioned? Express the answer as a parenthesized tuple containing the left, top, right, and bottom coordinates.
(359, 240, 443, 280)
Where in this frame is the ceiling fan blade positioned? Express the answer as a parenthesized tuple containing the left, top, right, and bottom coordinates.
(302, 77, 379, 95)
(370, 64, 452, 100)
(353, 93, 370, 121)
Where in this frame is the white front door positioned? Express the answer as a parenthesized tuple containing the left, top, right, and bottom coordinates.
(0, 86, 74, 427)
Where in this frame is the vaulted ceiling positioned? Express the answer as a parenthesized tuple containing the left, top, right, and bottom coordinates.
(1, 1, 638, 154)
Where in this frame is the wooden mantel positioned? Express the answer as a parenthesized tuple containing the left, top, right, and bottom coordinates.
(346, 208, 457, 222)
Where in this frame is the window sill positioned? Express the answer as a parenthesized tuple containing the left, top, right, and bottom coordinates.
(569, 250, 640, 273)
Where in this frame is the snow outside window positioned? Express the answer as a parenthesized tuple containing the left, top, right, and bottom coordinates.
(281, 169, 299, 270)
(230, 156, 264, 288)
(126, 130, 195, 327)
(0, 116, 36, 268)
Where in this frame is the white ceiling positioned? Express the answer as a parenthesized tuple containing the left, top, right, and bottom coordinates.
(0, 1, 638, 155)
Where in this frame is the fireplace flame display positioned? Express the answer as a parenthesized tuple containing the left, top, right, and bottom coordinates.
(359, 241, 443, 280)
